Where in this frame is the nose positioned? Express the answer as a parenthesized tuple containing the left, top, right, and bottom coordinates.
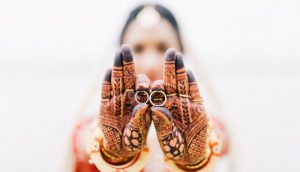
(143, 53, 157, 68)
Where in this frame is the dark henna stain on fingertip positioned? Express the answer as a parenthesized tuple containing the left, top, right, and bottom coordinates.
(103, 68, 112, 82)
(175, 53, 184, 70)
(132, 103, 148, 117)
(187, 70, 196, 83)
(121, 45, 133, 62)
(151, 80, 164, 91)
(113, 50, 123, 67)
(165, 48, 176, 61)
(121, 44, 130, 50)
(151, 87, 164, 92)
(151, 107, 173, 121)
(136, 74, 150, 91)
(136, 86, 149, 92)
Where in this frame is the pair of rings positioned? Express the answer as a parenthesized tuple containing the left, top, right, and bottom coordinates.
(134, 90, 167, 107)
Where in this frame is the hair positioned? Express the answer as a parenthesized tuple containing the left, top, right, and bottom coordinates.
(119, 4, 184, 52)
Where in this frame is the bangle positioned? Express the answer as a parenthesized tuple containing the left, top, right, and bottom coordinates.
(99, 139, 135, 165)
(176, 148, 211, 171)
(85, 121, 150, 172)
(164, 121, 222, 172)
(164, 145, 219, 172)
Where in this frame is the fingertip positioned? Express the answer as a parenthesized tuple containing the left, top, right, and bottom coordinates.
(136, 74, 150, 91)
(151, 80, 164, 91)
(113, 50, 123, 67)
(151, 107, 173, 121)
(121, 44, 133, 63)
(121, 44, 130, 50)
(175, 53, 184, 70)
(187, 70, 196, 83)
(165, 48, 176, 61)
(132, 103, 148, 116)
(103, 68, 112, 82)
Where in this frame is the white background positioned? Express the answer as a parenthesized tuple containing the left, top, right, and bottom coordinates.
(0, 0, 299, 171)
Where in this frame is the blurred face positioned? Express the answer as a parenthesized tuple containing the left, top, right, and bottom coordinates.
(122, 18, 182, 81)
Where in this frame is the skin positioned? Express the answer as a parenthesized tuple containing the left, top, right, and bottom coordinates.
(150, 50, 208, 166)
(99, 46, 152, 164)
(99, 16, 209, 168)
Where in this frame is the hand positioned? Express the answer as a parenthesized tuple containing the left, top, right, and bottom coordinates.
(99, 45, 152, 164)
(150, 49, 209, 166)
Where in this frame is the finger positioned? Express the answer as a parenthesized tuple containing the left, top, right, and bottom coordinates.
(122, 44, 136, 90)
(187, 70, 202, 103)
(101, 68, 112, 100)
(135, 74, 150, 104)
(99, 69, 112, 119)
(175, 53, 189, 95)
(151, 107, 185, 161)
(163, 48, 177, 95)
(123, 103, 149, 153)
(175, 53, 192, 125)
(122, 45, 137, 117)
(151, 80, 164, 91)
(99, 68, 123, 155)
(136, 74, 150, 91)
(112, 50, 124, 117)
(185, 70, 209, 163)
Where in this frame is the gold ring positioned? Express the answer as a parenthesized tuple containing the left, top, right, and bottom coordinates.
(192, 99, 203, 103)
(178, 94, 191, 98)
(167, 93, 177, 97)
(149, 90, 167, 107)
(134, 91, 149, 104)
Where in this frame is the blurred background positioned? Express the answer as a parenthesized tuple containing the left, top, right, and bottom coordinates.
(0, 0, 299, 171)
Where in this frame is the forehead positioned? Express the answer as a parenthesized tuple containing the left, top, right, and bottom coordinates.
(123, 18, 180, 47)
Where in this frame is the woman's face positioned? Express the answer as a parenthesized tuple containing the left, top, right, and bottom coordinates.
(122, 18, 182, 81)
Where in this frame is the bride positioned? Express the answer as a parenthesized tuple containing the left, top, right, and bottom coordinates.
(69, 3, 231, 172)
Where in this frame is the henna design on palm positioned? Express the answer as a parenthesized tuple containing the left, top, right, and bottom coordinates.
(151, 49, 209, 166)
(99, 45, 152, 162)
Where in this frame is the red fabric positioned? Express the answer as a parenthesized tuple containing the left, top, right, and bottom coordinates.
(210, 117, 230, 155)
(72, 117, 99, 172)
(74, 161, 99, 172)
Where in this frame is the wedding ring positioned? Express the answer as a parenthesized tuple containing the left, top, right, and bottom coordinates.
(134, 91, 149, 104)
(149, 90, 167, 107)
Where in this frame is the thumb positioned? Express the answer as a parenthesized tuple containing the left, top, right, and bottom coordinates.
(151, 107, 185, 161)
(123, 103, 149, 153)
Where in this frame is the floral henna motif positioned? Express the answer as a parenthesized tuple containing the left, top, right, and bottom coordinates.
(160, 126, 185, 160)
(123, 103, 151, 153)
(152, 49, 209, 166)
(99, 45, 151, 161)
(123, 125, 142, 152)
